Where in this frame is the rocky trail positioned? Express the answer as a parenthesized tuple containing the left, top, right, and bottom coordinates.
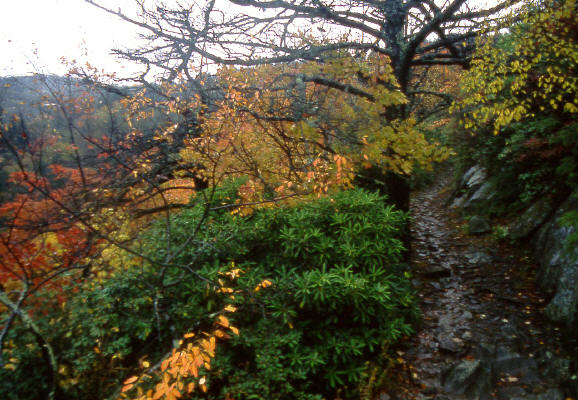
(386, 169, 576, 400)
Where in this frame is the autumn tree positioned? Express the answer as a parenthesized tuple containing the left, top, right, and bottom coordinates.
(0, 0, 534, 397)
(456, 0, 577, 132)
(0, 66, 420, 399)
(1, 63, 331, 399)
(85, 0, 515, 103)
(0, 73, 217, 399)
(452, 0, 577, 206)
(179, 55, 452, 210)
(83, 0, 518, 209)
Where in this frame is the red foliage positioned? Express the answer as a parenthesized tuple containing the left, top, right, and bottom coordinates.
(0, 163, 102, 299)
(516, 138, 570, 162)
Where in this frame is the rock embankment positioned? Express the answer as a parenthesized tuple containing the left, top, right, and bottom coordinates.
(452, 165, 578, 331)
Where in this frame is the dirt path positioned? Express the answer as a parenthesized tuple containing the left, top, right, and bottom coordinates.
(387, 169, 571, 400)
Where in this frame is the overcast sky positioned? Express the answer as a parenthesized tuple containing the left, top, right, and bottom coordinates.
(1, 0, 503, 78)
(0, 0, 142, 77)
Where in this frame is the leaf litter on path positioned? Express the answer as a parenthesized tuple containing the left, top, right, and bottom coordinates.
(383, 168, 574, 400)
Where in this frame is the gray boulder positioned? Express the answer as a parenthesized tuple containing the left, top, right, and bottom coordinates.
(451, 165, 490, 210)
(451, 195, 468, 209)
(469, 215, 492, 235)
(534, 193, 578, 327)
(463, 182, 498, 212)
(442, 360, 493, 399)
(509, 196, 557, 240)
(536, 389, 565, 400)
(545, 268, 578, 324)
(538, 351, 572, 384)
(466, 251, 494, 264)
(461, 165, 487, 190)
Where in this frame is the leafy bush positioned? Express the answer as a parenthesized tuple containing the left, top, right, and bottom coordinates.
(142, 186, 418, 399)
(0, 186, 417, 400)
(451, 0, 578, 215)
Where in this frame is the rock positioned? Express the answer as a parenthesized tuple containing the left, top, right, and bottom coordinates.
(440, 277, 453, 286)
(450, 166, 487, 207)
(460, 166, 479, 187)
(538, 352, 572, 384)
(500, 323, 520, 339)
(492, 347, 539, 383)
(494, 344, 519, 359)
(430, 281, 441, 290)
(411, 279, 423, 288)
(497, 386, 529, 400)
(438, 315, 453, 331)
(442, 360, 492, 399)
(461, 165, 487, 190)
(509, 196, 556, 240)
(474, 342, 496, 361)
(466, 251, 494, 264)
(493, 346, 523, 372)
(438, 335, 465, 353)
(451, 195, 467, 209)
(463, 182, 497, 212)
(379, 393, 391, 400)
(534, 192, 578, 328)
(545, 274, 578, 324)
(536, 389, 564, 400)
(442, 360, 480, 393)
(469, 216, 492, 234)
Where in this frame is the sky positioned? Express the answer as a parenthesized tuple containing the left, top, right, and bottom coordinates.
(1, 0, 503, 78)
(0, 0, 142, 77)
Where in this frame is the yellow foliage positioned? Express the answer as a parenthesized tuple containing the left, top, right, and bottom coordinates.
(181, 53, 450, 206)
(454, 0, 578, 134)
(117, 264, 271, 400)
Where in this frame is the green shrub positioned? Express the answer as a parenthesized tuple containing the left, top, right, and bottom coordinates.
(1, 186, 417, 400)
(143, 186, 418, 399)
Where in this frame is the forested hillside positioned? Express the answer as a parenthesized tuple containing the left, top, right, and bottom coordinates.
(0, 0, 576, 399)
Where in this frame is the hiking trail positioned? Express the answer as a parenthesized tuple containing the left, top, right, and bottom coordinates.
(386, 169, 572, 400)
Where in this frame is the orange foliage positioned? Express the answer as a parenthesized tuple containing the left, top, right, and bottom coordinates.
(0, 166, 102, 296)
(180, 54, 451, 208)
(118, 267, 259, 400)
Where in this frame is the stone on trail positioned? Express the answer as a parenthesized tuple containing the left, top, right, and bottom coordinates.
(438, 334, 465, 353)
(468, 215, 491, 234)
(536, 388, 565, 400)
(466, 251, 494, 264)
(442, 359, 492, 399)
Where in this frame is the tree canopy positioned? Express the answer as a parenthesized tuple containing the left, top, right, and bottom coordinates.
(85, 0, 517, 114)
